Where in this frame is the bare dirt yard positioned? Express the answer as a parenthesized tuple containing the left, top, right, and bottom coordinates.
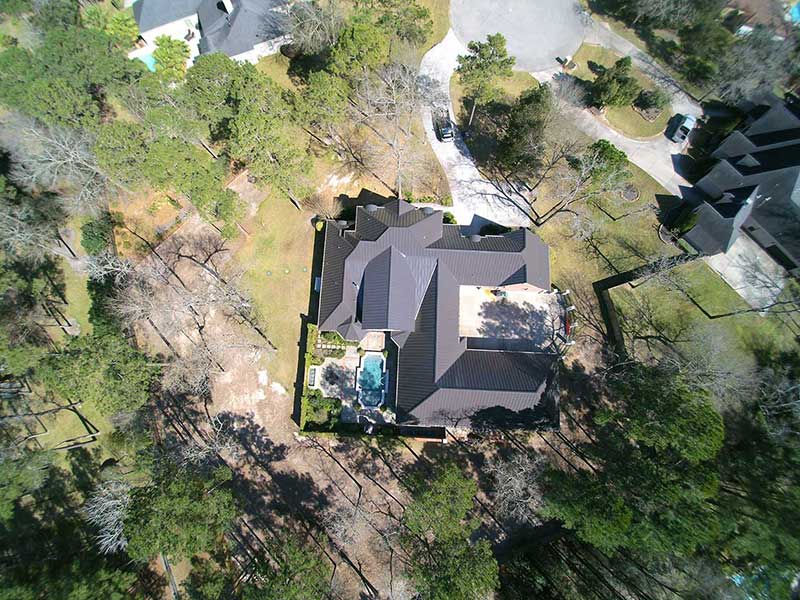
(112, 164, 596, 597)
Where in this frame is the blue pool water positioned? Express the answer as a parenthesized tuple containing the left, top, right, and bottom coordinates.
(137, 53, 157, 72)
(792, 2, 800, 23)
(358, 354, 385, 407)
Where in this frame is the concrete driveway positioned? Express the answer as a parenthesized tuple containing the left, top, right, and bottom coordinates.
(420, 30, 531, 229)
(451, 0, 587, 71)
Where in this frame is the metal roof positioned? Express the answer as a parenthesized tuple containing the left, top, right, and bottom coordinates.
(133, 0, 202, 31)
(316, 198, 556, 427)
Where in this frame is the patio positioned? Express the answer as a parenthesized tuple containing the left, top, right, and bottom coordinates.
(309, 345, 395, 424)
(458, 286, 565, 351)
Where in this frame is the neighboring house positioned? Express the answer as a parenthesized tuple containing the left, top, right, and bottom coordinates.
(131, 0, 289, 65)
(316, 198, 566, 429)
(684, 97, 800, 284)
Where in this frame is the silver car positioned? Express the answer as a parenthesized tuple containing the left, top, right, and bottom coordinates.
(671, 114, 697, 143)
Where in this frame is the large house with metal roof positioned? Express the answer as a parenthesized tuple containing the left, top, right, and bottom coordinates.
(684, 97, 800, 277)
(316, 198, 565, 429)
(131, 0, 288, 65)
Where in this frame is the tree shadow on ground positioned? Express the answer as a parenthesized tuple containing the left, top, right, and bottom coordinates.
(217, 412, 332, 533)
(477, 299, 552, 349)
(319, 361, 357, 402)
(558, 360, 604, 418)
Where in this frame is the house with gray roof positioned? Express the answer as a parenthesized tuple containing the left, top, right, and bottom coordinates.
(684, 96, 800, 276)
(316, 198, 565, 429)
(131, 0, 288, 65)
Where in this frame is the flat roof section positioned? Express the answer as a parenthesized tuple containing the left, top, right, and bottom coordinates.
(458, 286, 563, 352)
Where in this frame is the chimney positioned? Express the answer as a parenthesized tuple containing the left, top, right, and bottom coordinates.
(221, 0, 234, 14)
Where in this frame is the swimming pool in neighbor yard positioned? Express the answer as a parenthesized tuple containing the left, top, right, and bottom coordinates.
(356, 352, 385, 408)
(792, 2, 800, 23)
(137, 53, 156, 72)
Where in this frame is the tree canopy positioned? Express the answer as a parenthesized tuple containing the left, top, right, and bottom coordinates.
(591, 56, 642, 108)
(125, 464, 237, 561)
(456, 33, 515, 125)
(37, 329, 158, 414)
(401, 464, 499, 600)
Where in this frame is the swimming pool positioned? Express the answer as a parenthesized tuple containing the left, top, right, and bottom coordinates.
(356, 353, 385, 408)
(792, 2, 800, 23)
(137, 53, 156, 72)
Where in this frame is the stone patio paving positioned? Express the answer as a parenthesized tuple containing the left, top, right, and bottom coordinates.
(310, 345, 395, 424)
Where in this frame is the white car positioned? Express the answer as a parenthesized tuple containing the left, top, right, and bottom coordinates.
(671, 114, 697, 143)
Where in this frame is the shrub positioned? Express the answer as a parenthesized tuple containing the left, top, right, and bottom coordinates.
(0, 33, 17, 48)
(320, 330, 345, 344)
(301, 388, 342, 430)
(635, 88, 670, 111)
(671, 207, 699, 235)
(80, 213, 113, 255)
(443, 212, 457, 224)
(106, 12, 139, 49)
(591, 56, 642, 108)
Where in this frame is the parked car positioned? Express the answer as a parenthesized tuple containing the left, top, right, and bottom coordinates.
(433, 108, 455, 142)
(670, 114, 697, 143)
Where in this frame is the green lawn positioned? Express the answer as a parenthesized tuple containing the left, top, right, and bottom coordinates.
(415, 0, 450, 61)
(609, 264, 796, 381)
(61, 258, 93, 336)
(580, 12, 709, 100)
(571, 44, 672, 139)
(60, 219, 93, 335)
(234, 195, 316, 389)
(450, 70, 539, 122)
(256, 53, 298, 91)
(0, 15, 37, 49)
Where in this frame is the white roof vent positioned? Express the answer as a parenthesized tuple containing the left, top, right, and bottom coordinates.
(469, 234, 482, 243)
(365, 204, 378, 213)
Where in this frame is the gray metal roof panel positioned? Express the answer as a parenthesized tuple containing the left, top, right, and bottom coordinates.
(318, 224, 356, 329)
(133, 0, 202, 31)
(317, 199, 557, 426)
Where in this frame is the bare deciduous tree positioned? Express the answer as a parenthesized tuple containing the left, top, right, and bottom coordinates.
(302, 192, 344, 219)
(83, 479, 131, 554)
(84, 251, 134, 285)
(0, 114, 110, 215)
(714, 27, 793, 104)
(0, 197, 61, 262)
(177, 415, 242, 465)
(487, 452, 546, 525)
(351, 62, 427, 198)
(289, 0, 345, 55)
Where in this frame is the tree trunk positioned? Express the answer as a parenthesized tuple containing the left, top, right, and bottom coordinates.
(467, 100, 478, 129)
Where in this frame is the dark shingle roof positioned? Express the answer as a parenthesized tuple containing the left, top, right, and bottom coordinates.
(134, 0, 288, 58)
(133, 0, 202, 32)
(316, 198, 556, 427)
(688, 100, 800, 264)
(198, 0, 288, 57)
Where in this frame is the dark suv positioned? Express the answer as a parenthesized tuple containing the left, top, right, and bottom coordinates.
(433, 108, 455, 142)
